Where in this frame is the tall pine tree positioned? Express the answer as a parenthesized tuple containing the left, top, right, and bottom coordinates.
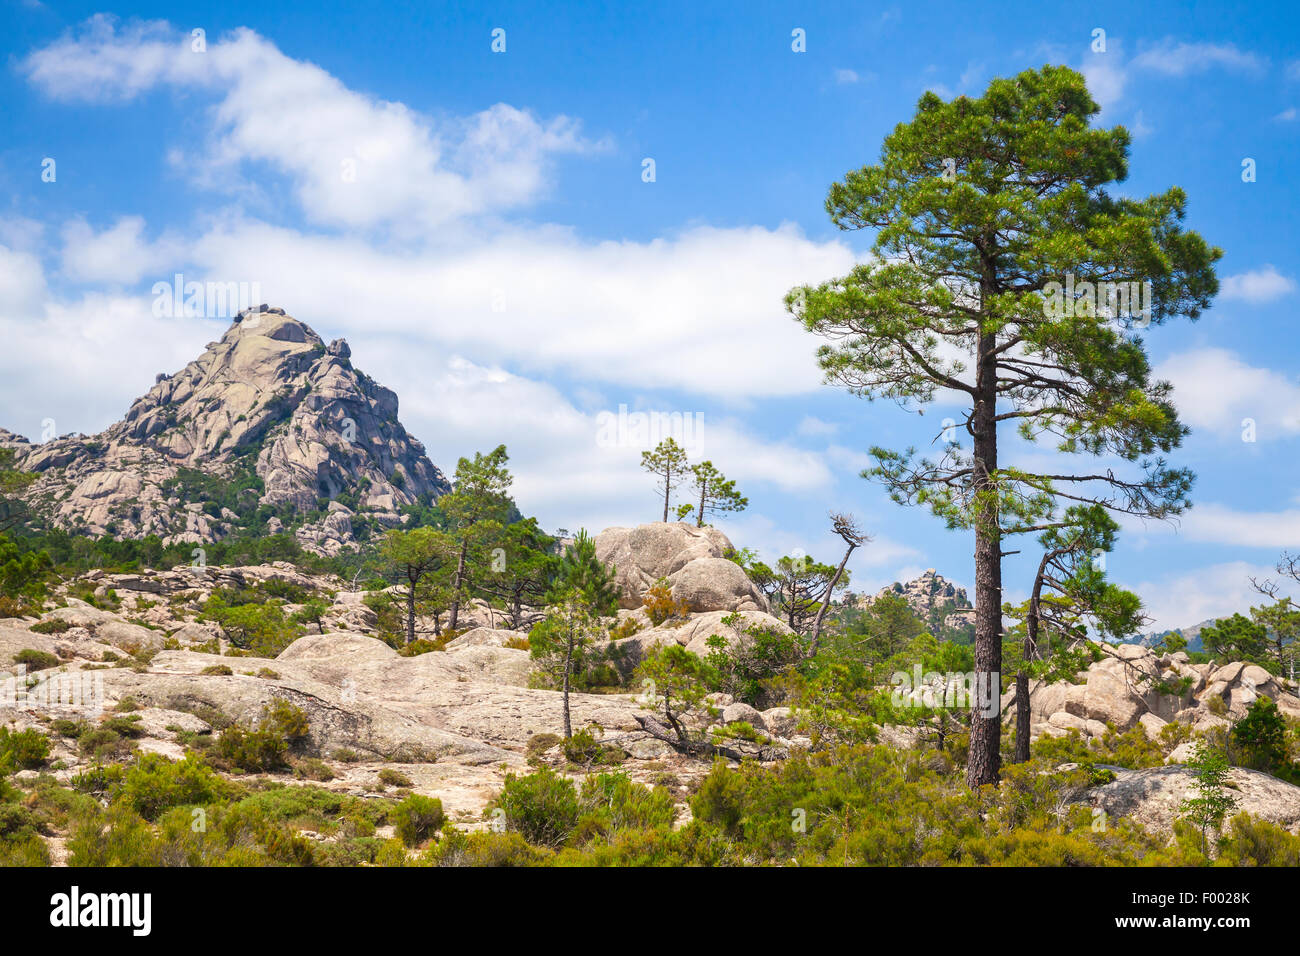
(789, 66, 1219, 786)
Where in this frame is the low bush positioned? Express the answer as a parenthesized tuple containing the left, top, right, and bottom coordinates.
(391, 794, 445, 846)
(12, 649, 60, 671)
(377, 768, 413, 788)
(0, 727, 50, 770)
(493, 768, 580, 849)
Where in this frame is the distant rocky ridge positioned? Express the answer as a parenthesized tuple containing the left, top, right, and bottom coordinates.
(850, 568, 975, 632)
(1127, 619, 1213, 654)
(2, 307, 448, 555)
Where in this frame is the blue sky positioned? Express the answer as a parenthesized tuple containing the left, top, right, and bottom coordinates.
(1, 0, 1298, 630)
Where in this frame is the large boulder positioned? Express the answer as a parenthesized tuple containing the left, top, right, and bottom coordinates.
(0, 625, 60, 664)
(1080, 654, 1157, 730)
(1008, 640, 1300, 743)
(613, 609, 790, 654)
(595, 523, 769, 613)
(607, 609, 792, 679)
(1080, 765, 1300, 836)
(97, 661, 515, 765)
(445, 627, 525, 649)
(669, 557, 768, 614)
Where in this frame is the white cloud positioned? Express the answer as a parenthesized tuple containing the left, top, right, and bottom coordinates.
(825, 444, 873, 473)
(834, 69, 859, 85)
(1131, 41, 1266, 77)
(1081, 38, 1265, 114)
(0, 245, 49, 318)
(1081, 47, 1127, 111)
(185, 217, 856, 398)
(1155, 348, 1300, 437)
(1275, 107, 1298, 122)
(1219, 265, 1296, 303)
(958, 62, 985, 92)
(9, 17, 872, 551)
(22, 18, 862, 399)
(60, 216, 186, 285)
(0, 293, 222, 441)
(24, 17, 603, 232)
(1170, 504, 1300, 549)
(1130, 561, 1278, 632)
(796, 415, 839, 437)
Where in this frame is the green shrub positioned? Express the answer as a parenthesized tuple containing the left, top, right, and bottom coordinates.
(100, 715, 146, 739)
(391, 794, 445, 846)
(0, 727, 50, 769)
(563, 727, 624, 768)
(526, 733, 562, 758)
(12, 649, 60, 671)
(494, 768, 579, 849)
(427, 829, 551, 867)
(49, 718, 90, 738)
(1231, 696, 1292, 778)
(215, 724, 288, 773)
(199, 591, 302, 657)
(212, 700, 310, 773)
(1218, 812, 1300, 865)
(293, 758, 335, 782)
(576, 772, 676, 837)
(1032, 725, 1165, 770)
(375, 837, 411, 866)
(28, 619, 71, 635)
(397, 637, 447, 657)
(118, 753, 230, 821)
(263, 699, 310, 745)
(377, 768, 413, 788)
(0, 830, 50, 866)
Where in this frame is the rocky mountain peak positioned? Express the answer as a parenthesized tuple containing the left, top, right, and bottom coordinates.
(849, 568, 975, 632)
(7, 307, 449, 553)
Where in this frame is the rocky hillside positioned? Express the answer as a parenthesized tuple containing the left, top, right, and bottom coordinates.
(3, 523, 1300, 865)
(1007, 642, 1300, 739)
(2, 308, 448, 554)
(0, 524, 802, 838)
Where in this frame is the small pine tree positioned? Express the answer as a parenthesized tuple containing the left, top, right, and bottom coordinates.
(687, 460, 748, 528)
(1231, 695, 1290, 777)
(547, 529, 619, 617)
(1179, 742, 1238, 855)
(529, 595, 605, 739)
(640, 438, 690, 523)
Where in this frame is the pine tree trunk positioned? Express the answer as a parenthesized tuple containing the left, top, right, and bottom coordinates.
(562, 631, 574, 739)
(405, 577, 416, 646)
(1014, 554, 1049, 764)
(967, 325, 1003, 788)
(448, 540, 467, 631)
(1013, 554, 1055, 764)
(808, 540, 857, 657)
(1014, 672, 1030, 763)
